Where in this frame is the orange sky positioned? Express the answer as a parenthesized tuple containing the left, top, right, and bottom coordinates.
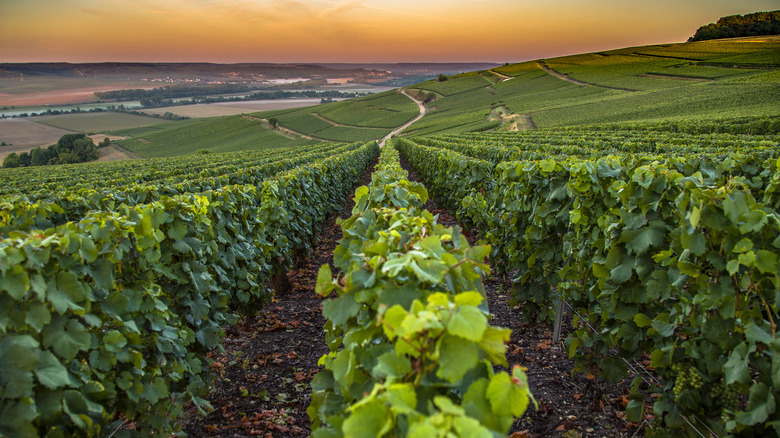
(0, 0, 776, 63)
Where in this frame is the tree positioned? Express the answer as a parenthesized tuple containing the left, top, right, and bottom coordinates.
(18, 152, 30, 167)
(268, 117, 279, 129)
(3, 153, 21, 168)
(437, 74, 448, 82)
(100, 137, 112, 147)
(30, 147, 49, 166)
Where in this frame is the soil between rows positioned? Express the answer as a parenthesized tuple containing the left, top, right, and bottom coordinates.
(180, 156, 646, 437)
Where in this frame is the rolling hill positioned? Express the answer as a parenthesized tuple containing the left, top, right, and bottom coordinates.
(99, 35, 780, 157)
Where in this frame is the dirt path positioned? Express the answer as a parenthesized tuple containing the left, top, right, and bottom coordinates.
(535, 60, 592, 86)
(258, 118, 341, 142)
(379, 89, 426, 148)
(488, 69, 513, 82)
(536, 60, 637, 92)
(311, 112, 386, 132)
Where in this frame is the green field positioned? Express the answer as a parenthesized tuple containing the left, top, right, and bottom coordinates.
(113, 115, 317, 157)
(33, 112, 162, 133)
(399, 36, 780, 136)
(315, 90, 418, 128)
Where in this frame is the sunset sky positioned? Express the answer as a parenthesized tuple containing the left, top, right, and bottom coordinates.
(0, 0, 776, 63)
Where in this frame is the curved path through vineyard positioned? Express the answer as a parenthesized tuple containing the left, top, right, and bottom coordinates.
(379, 89, 426, 148)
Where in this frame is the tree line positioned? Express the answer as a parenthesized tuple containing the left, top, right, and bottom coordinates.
(689, 10, 780, 42)
(2, 134, 106, 168)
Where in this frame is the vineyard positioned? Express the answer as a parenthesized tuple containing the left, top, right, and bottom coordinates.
(394, 124, 780, 437)
(1, 33, 779, 438)
(0, 141, 379, 436)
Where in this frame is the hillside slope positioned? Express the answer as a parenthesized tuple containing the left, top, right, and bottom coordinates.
(403, 36, 780, 136)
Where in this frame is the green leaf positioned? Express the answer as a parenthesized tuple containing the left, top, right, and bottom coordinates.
(633, 313, 652, 328)
(0, 398, 38, 438)
(168, 220, 188, 241)
(738, 210, 767, 234)
(35, 350, 71, 390)
(755, 250, 778, 275)
(689, 205, 701, 228)
(651, 319, 675, 337)
(322, 293, 361, 327)
(48, 272, 88, 315)
(344, 398, 392, 438)
(454, 292, 483, 307)
(735, 383, 775, 426)
(486, 372, 529, 417)
(382, 305, 407, 339)
(610, 262, 633, 284)
(452, 416, 492, 438)
(43, 317, 91, 361)
(315, 264, 335, 297)
(25, 303, 51, 332)
(1, 265, 29, 299)
(539, 159, 556, 173)
(725, 343, 750, 385)
(63, 389, 92, 429)
(437, 335, 478, 383)
(383, 383, 417, 415)
(142, 376, 169, 404)
(629, 227, 664, 255)
(103, 330, 127, 353)
(407, 421, 437, 438)
(745, 322, 773, 345)
(478, 326, 510, 366)
(373, 352, 411, 380)
(447, 306, 487, 341)
(410, 260, 447, 284)
(434, 395, 464, 416)
(727, 259, 740, 276)
(680, 230, 706, 256)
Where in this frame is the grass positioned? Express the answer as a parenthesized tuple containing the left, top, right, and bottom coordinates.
(112, 116, 316, 158)
(33, 112, 162, 133)
(409, 75, 494, 96)
(316, 91, 418, 128)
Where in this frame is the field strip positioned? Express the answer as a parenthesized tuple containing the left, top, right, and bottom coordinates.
(641, 73, 713, 82)
(488, 69, 513, 82)
(379, 89, 426, 148)
(110, 143, 143, 159)
(535, 60, 637, 92)
(310, 112, 387, 130)
(259, 118, 345, 143)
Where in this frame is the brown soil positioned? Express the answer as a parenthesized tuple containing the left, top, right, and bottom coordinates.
(0, 85, 156, 106)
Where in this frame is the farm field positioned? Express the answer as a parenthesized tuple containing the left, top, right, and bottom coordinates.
(0, 118, 74, 150)
(404, 36, 780, 136)
(112, 115, 318, 157)
(140, 98, 328, 118)
(33, 111, 162, 132)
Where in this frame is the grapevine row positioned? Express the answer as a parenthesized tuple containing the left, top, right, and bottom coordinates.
(0, 141, 378, 437)
(0, 142, 363, 235)
(309, 143, 535, 437)
(396, 135, 779, 436)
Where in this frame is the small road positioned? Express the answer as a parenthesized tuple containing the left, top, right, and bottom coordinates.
(536, 60, 637, 92)
(535, 60, 591, 86)
(379, 89, 426, 148)
(488, 69, 513, 82)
